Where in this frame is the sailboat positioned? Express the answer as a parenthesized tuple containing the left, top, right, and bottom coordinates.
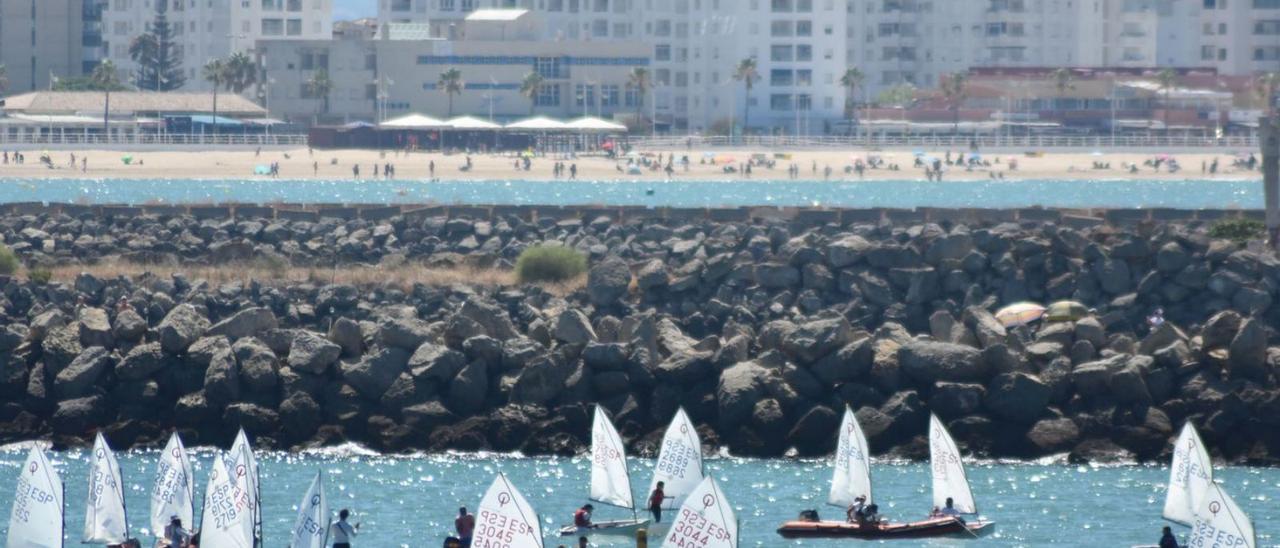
(1187, 482, 1255, 548)
(84, 432, 129, 545)
(648, 408, 705, 510)
(199, 454, 254, 548)
(473, 473, 544, 548)
(288, 471, 331, 548)
(557, 405, 649, 537)
(1163, 422, 1214, 527)
(151, 432, 195, 545)
(660, 476, 737, 548)
(228, 429, 262, 546)
(778, 411, 994, 539)
(7, 445, 64, 548)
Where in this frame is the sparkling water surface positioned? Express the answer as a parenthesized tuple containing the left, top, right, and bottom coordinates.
(0, 446, 1275, 547)
(0, 178, 1262, 209)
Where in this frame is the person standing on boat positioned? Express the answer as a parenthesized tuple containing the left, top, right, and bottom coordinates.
(331, 509, 360, 547)
(573, 504, 596, 531)
(846, 495, 867, 523)
(455, 507, 475, 547)
(1159, 526, 1180, 548)
(648, 482, 669, 523)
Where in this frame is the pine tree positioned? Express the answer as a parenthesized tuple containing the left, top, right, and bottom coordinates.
(129, 0, 185, 91)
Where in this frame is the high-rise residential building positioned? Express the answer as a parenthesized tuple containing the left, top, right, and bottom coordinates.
(374, 0, 1280, 134)
(0, 0, 85, 93)
(102, 0, 333, 91)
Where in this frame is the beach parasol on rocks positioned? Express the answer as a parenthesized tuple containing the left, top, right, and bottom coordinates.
(994, 302, 1046, 327)
(1044, 300, 1090, 322)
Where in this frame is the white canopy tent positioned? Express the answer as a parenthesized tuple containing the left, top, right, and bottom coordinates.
(380, 113, 449, 129)
(565, 116, 627, 132)
(504, 116, 569, 131)
(447, 116, 502, 130)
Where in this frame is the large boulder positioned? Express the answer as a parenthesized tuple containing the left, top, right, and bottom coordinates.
(115, 342, 169, 380)
(278, 393, 322, 442)
(898, 340, 986, 384)
(717, 361, 769, 429)
(587, 256, 631, 306)
(287, 331, 342, 375)
(1201, 310, 1242, 351)
(342, 347, 411, 399)
(51, 395, 107, 434)
(207, 307, 278, 340)
(828, 235, 872, 268)
(112, 309, 148, 343)
(1026, 418, 1080, 453)
(929, 382, 985, 419)
(781, 317, 855, 364)
(408, 343, 468, 383)
(984, 372, 1051, 424)
(232, 338, 279, 393)
(553, 309, 597, 345)
(157, 305, 210, 354)
(202, 344, 240, 406)
(787, 405, 839, 451)
(77, 308, 113, 349)
(378, 316, 435, 350)
(810, 338, 874, 384)
(447, 360, 489, 415)
(53, 347, 113, 399)
(327, 317, 365, 358)
(1228, 318, 1270, 382)
(510, 355, 576, 405)
(457, 299, 519, 340)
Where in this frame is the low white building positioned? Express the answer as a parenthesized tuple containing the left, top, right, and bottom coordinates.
(257, 11, 650, 126)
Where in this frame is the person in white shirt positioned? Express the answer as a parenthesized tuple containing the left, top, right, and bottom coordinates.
(331, 509, 360, 548)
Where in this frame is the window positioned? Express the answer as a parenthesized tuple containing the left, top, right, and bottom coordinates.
(287, 0, 301, 9)
(770, 94, 793, 110)
(287, 19, 301, 35)
(796, 21, 812, 36)
(770, 45, 794, 62)
(390, 0, 411, 10)
(262, 18, 283, 35)
(535, 57, 564, 78)
(796, 45, 812, 61)
(1256, 0, 1280, 8)
(261, 0, 281, 9)
(1256, 47, 1280, 60)
(601, 85, 620, 107)
(1256, 20, 1280, 34)
(624, 84, 640, 107)
(655, 45, 672, 61)
(771, 21, 793, 36)
(770, 69, 794, 86)
(1202, 45, 1216, 60)
(536, 84, 560, 106)
(575, 84, 596, 108)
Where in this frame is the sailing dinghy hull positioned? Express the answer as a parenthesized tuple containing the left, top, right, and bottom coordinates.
(557, 518, 650, 537)
(777, 517, 995, 539)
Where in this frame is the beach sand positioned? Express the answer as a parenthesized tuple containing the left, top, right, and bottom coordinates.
(0, 147, 1261, 182)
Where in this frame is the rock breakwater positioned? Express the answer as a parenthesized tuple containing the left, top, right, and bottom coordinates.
(1, 208, 1279, 464)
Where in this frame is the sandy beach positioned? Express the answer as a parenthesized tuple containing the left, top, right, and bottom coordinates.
(0, 146, 1261, 182)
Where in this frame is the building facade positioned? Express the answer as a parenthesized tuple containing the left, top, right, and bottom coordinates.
(0, 0, 85, 93)
(373, 0, 1280, 134)
(257, 12, 649, 125)
(102, 0, 333, 91)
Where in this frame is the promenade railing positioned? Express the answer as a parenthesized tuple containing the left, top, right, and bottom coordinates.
(625, 134, 1260, 150)
(0, 133, 309, 147)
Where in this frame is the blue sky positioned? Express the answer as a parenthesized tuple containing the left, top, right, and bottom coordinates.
(334, 0, 376, 20)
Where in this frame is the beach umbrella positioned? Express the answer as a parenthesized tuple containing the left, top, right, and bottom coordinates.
(1044, 300, 1089, 322)
(994, 302, 1046, 328)
(121, 154, 133, 165)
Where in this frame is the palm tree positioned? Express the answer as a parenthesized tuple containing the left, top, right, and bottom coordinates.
(733, 58, 760, 135)
(628, 67, 650, 125)
(941, 71, 969, 133)
(202, 58, 228, 136)
(1156, 68, 1178, 132)
(306, 69, 333, 120)
(839, 67, 865, 133)
(225, 51, 257, 94)
(519, 72, 544, 115)
(90, 60, 121, 140)
(437, 68, 464, 117)
(1254, 72, 1280, 117)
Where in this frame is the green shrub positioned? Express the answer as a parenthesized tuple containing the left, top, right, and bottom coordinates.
(1209, 218, 1265, 244)
(0, 244, 18, 276)
(27, 267, 52, 285)
(515, 245, 587, 284)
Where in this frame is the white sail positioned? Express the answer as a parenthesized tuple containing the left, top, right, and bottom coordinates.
(828, 406, 873, 508)
(929, 414, 976, 514)
(590, 405, 635, 509)
(660, 476, 737, 548)
(1187, 483, 1255, 548)
(83, 433, 128, 544)
(7, 445, 64, 548)
(473, 473, 544, 548)
(1163, 422, 1214, 527)
(229, 429, 262, 540)
(199, 456, 254, 548)
(288, 471, 330, 548)
(151, 432, 195, 540)
(648, 408, 704, 510)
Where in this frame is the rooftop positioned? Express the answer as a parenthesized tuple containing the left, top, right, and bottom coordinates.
(1, 91, 267, 117)
(464, 9, 529, 22)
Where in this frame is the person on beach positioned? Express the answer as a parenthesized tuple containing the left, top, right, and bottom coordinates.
(429, 160, 435, 178)
(455, 507, 475, 547)
(569, 164, 578, 179)
(573, 504, 596, 531)
(353, 165, 360, 178)
(1158, 525, 1179, 548)
(648, 481, 668, 523)
(331, 509, 359, 547)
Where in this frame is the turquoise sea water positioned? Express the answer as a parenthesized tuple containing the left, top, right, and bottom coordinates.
(0, 446, 1275, 547)
(0, 178, 1262, 209)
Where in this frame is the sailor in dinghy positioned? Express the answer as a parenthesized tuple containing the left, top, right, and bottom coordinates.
(557, 405, 649, 537)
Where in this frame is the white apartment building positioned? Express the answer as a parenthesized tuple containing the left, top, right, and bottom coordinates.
(377, 0, 1280, 135)
(257, 12, 649, 125)
(102, 0, 333, 91)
